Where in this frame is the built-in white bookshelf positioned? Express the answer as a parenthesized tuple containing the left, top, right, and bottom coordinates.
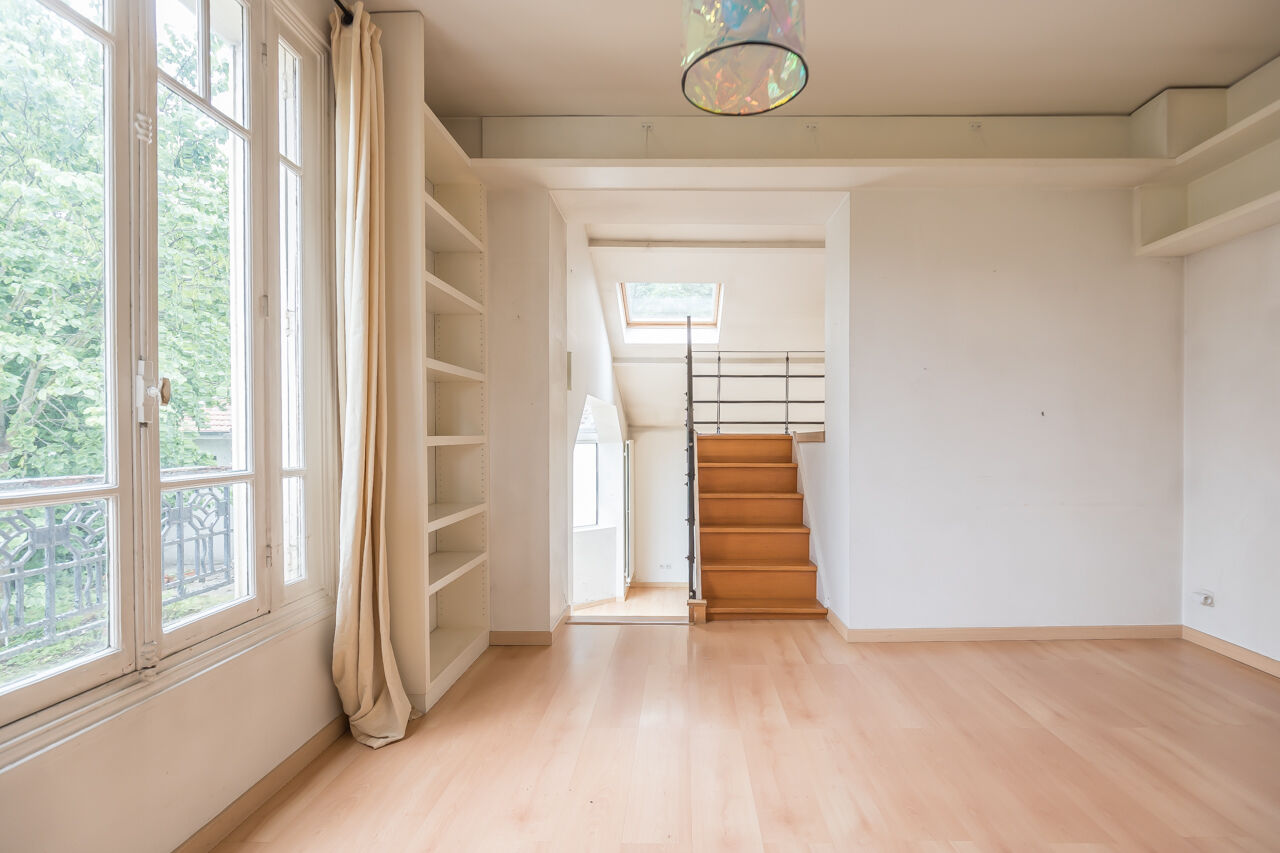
(376, 11, 490, 714)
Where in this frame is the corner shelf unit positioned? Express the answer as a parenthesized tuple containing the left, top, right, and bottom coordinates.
(1137, 99, 1280, 257)
(376, 11, 490, 714)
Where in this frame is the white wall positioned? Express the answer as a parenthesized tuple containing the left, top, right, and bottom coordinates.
(1183, 222, 1280, 660)
(799, 197, 853, 624)
(838, 188, 1184, 629)
(489, 190, 555, 632)
(572, 526, 617, 604)
(632, 428, 690, 584)
(0, 616, 340, 853)
(547, 205, 570, 626)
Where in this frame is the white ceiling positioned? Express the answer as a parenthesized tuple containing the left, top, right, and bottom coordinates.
(375, 0, 1280, 117)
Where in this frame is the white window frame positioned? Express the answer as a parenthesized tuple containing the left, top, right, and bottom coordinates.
(269, 5, 336, 606)
(619, 281, 723, 327)
(0, 0, 137, 726)
(0, 0, 335, 739)
(142, 0, 270, 658)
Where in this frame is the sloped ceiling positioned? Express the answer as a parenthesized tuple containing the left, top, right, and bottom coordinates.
(555, 190, 835, 428)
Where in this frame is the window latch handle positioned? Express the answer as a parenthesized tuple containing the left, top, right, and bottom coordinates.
(147, 377, 171, 406)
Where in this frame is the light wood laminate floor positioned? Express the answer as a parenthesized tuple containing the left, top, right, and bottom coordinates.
(214, 622, 1280, 852)
(571, 585, 688, 618)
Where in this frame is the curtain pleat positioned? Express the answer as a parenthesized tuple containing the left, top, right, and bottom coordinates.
(329, 2, 413, 749)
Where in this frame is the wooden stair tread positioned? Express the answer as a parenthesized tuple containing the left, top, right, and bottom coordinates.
(700, 524, 809, 533)
(699, 434, 790, 439)
(700, 492, 802, 500)
(702, 560, 817, 572)
(699, 462, 796, 468)
(706, 598, 827, 614)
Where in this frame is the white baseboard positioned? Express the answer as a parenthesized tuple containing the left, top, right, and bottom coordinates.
(1182, 626, 1280, 678)
(824, 611, 1181, 642)
(489, 630, 553, 646)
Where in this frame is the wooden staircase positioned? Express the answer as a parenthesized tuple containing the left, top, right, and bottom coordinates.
(697, 435, 827, 621)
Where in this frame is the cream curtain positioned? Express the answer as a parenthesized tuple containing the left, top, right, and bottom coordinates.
(329, 3, 413, 749)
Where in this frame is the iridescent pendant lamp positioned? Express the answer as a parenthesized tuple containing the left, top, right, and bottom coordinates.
(681, 0, 808, 115)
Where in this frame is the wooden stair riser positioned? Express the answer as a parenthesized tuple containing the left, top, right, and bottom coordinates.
(706, 611, 825, 622)
(699, 496, 802, 526)
(696, 436, 793, 463)
(700, 530, 810, 562)
(699, 465, 797, 493)
(701, 569, 817, 600)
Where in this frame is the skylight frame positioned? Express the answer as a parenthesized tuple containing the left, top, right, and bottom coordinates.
(619, 281, 723, 328)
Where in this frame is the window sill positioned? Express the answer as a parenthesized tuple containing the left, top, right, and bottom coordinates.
(0, 589, 336, 772)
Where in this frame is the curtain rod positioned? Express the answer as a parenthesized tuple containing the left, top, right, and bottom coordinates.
(333, 0, 354, 26)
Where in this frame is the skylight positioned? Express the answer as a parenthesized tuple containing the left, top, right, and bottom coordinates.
(620, 282, 721, 327)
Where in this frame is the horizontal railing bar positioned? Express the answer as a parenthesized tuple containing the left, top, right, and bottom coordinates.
(694, 400, 824, 404)
(695, 420, 824, 425)
(691, 349, 824, 354)
(693, 373, 825, 379)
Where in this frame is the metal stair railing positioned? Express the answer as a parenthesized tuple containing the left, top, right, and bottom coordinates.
(689, 349, 825, 435)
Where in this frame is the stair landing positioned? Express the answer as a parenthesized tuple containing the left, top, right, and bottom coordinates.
(697, 435, 826, 622)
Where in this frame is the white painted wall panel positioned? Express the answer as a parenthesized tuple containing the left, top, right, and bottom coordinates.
(1184, 222, 1280, 660)
(842, 188, 1184, 629)
(632, 428, 691, 584)
(0, 618, 339, 853)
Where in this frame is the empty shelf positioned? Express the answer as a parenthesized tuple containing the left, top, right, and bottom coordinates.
(426, 435, 485, 447)
(426, 501, 486, 532)
(430, 624, 487, 681)
(428, 551, 487, 594)
(424, 271, 483, 315)
(425, 358, 484, 383)
(1137, 188, 1280, 257)
(423, 104, 478, 186)
(424, 191, 484, 254)
(1161, 100, 1280, 183)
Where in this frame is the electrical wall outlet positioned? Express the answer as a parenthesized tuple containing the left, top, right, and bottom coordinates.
(1193, 588, 1215, 607)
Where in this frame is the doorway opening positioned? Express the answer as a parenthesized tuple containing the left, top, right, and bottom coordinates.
(568, 396, 685, 622)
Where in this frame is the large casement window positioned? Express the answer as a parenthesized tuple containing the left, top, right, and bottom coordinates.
(0, 0, 332, 728)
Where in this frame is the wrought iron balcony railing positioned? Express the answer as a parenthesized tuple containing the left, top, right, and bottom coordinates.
(0, 484, 240, 683)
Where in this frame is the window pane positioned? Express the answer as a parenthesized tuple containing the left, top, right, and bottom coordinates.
(0, 1, 108, 493)
(279, 165, 303, 469)
(161, 482, 251, 627)
(573, 443, 598, 528)
(157, 84, 250, 478)
(282, 475, 304, 583)
(0, 499, 112, 690)
(156, 0, 199, 92)
(62, 0, 104, 26)
(278, 42, 301, 164)
(623, 282, 719, 324)
(210, 0, 246, 123)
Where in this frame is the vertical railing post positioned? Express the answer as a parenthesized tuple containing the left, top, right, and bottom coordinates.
(42, 506, 55, 644)
(784, 351, 791, 435)
(715, 352, 722, 434)
(686, 316, 697, 601)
